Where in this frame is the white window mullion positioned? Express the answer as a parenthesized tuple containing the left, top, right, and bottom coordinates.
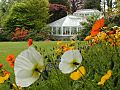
(51, 27, 53, 35)
(70, 27, 71, 35)
(77, 27, 78, 34)
(56, 27, 58, 35)
(61, 27, 63, 36)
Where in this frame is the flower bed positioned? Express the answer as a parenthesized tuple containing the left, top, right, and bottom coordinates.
(0, 17, 120, 90)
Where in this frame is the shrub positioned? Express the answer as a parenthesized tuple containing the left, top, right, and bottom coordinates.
(2, 0, 49, 41)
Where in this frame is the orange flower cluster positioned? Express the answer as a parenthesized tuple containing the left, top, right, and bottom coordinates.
(0, 64, 10, 84)
(56, 41, 75, 55)
(28, 39, 33, 47)
(85, 26, 120, 46)
(12, 27, 28, 40)
(6, 54, 15, 68)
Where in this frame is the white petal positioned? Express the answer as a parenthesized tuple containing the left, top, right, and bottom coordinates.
(15, 55, 33, 70)
(61, 50, 82, 64)
(15, 70, 39, 87)
(61, 50, 74, 63)
(59, 62, 77, 74)
(72, 50, 82, 64)
(14, 47, 43, 87)
(15, 70, 32, 79)
(28, 47, 44, 66)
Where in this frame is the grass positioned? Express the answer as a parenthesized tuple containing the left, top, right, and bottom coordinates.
(0, 41, 56, 70)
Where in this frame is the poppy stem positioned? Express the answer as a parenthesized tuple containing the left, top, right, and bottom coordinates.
(51, 55, 64, 90)
(35, 68, 42, 74)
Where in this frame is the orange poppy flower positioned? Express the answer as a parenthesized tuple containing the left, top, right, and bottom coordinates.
(0, 64, 3, 68)
(84, 35, 92, 41)
(3, 71, 10, 76)
(6, 54, 15, 68)
(28, 39, 33, 47)
(91, 17, 104, 36)
(6, 54, 15, 62)
(9, 62, 14, 68)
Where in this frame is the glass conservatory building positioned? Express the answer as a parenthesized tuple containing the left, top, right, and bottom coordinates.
(49, 9, 102, 37)
(73, 9, 102, 17)
(49, 15, 85, 36)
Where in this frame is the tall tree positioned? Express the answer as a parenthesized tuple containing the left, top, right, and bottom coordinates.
(115, 0, 120, 13)
(49, 0, 68, 6)
(106, 0, 113, 15)
(0, 0, 23, 27)
(84, 0, 101, 11)
(49, 4, 67, 23)
(70, 0, 85, 13)
(48, 0, 69, 23)
(71, 0, 77, 13)
(2, 0, 49, 40)
(3, 0, 49, 30)
(106, 0, 112, 8)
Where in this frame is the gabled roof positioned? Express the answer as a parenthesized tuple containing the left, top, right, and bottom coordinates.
(73, 9, 101, 14)
(49, 15, 84, 27)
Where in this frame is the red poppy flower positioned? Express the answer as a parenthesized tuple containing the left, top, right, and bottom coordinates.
(28, 39, 33, 47)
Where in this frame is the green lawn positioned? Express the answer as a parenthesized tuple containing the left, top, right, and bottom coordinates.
(0, 41, 56, 70)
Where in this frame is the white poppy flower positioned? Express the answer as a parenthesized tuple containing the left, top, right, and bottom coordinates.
(14, 47, 44, 87)
(59, 50, 82, 74)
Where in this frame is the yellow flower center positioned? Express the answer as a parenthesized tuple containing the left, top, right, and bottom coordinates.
(71, 59, 80, 65)
(32, 64, 44, 77)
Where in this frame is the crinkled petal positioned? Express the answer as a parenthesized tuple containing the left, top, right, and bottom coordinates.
(15, 70, 39, 87)
(70, 71, 81, 80)
(61, 50, 74, 63)
(15, 55, 33, 70)
(28, 47, 44, 66)
(61, 50, 82, 64)
(72, 50, 82, 64)
(14, 47, 43, 87)
(59, 62, 77, 74)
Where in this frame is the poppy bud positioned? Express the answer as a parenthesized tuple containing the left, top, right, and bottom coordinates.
(0, 64, 3, 68)
(28, 39, 33, 47)
(84, 36, 92, 41)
